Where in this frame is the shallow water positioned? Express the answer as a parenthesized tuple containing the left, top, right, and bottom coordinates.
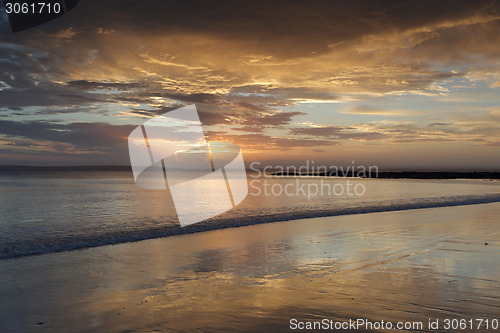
(1, 170, 499, 258)
(1, 203, 499, 332)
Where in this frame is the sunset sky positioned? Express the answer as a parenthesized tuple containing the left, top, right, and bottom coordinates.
(1, 0, 500, 169)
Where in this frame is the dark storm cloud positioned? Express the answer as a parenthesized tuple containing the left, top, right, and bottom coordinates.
(44, 0, 498, 58)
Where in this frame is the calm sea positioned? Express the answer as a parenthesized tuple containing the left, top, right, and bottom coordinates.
(1, 170, 499, 259)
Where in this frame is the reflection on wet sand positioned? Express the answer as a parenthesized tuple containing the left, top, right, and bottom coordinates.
(1, 203, 499, 332)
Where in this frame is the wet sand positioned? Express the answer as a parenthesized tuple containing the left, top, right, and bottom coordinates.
(1, 203, 499, 332)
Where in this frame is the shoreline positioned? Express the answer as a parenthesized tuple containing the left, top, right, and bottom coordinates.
(2, 195, 500, 260)
(1, 203, 499, 332)
(2, 165, 500, 179)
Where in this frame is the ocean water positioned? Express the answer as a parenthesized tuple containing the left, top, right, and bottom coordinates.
(1, 170, 499, 259)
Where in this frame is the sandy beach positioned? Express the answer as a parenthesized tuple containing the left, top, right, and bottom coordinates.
(1, 203, 499, 332)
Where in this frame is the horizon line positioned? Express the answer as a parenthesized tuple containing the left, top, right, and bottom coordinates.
(1, 165, 500, 174)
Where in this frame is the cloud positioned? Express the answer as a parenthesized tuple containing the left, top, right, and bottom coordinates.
(66, 80, 145, 90)
(204, 132, 339, 151)
(344, 105, 422, 116)
(290, 125, 387, 141)
(1, 0, 500, 165)
(290, 126, 347, 137)
(0, 120, 134, 151)
(3, 0, 497, 100)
